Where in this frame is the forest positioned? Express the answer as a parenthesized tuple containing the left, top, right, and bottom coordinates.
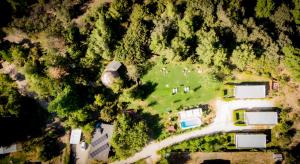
(0, 0, 300, 162)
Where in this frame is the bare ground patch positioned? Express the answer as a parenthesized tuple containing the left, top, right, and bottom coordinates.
(187, 152, 275, 164)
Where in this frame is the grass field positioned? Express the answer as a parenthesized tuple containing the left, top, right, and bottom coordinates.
(141, 63, 221, 113)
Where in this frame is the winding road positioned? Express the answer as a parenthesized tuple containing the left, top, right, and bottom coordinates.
(114, 99, 275, 164)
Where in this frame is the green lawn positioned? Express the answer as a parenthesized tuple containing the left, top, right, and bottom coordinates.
(141, 63, 221, 113)
(233, 109, 246, 126)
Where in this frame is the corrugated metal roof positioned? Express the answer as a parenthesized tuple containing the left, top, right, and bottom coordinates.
(235, 134, 266, 149)
(70, 129, 82, 144)
(245, 112, 278, 125)
(234, 85, 266, 99)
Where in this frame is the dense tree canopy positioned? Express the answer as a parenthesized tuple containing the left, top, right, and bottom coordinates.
(0, 0, 300, 161)
(110, 113, 149, 159)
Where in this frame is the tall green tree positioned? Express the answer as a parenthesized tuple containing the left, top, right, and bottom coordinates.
(230, 43, 256, 71)
(255, 0, 275, 18)
(283, 46, 300, 81)
(110, 113, 149, 159)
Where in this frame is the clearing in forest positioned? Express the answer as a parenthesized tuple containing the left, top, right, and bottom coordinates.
(141, 62, 221, 113)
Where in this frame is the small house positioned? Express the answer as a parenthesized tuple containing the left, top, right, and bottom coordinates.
(235, 134, 266, 149)
(70, 129, 82, 145)
(245, 112, 278, 125)
(234, 85, 266, 99)
(101, 61, 122, 87)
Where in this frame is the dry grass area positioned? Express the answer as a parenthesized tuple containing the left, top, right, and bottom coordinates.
(273, 81, 300, 147)
(187, 152, 275, 164)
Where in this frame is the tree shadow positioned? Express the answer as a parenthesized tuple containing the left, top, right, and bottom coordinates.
(140, 112, 163, 140)
(148, 100, 158, 107)
(132, 81, 158, 100)
(215, 27, 237, 55)
(0, 96, 48, 146)
(167, 152, 191, 164)
(193, 85, 202, 92)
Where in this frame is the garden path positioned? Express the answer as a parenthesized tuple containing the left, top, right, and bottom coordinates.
(113, 99, 274, 164)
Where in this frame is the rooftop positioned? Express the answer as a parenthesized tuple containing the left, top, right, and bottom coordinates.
(106, 61, 122, 72)
(234, 85, 266, 99)
(70, 129, 82, 144)
(0, 144, 18, 154)
(235, 134, 266, 149)
(245, 112, 278, 125)
(89, 123, 114, 162)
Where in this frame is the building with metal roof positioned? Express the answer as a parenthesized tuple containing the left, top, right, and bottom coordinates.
(0, 144, 18, 154)
(235, 134, 267, 149)
(245, 112, 278, 125)
(234, 85, 266, 99)
(70, 129, 82, 144)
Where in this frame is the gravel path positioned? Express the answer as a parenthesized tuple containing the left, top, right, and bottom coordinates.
(114, 99, 275, 164)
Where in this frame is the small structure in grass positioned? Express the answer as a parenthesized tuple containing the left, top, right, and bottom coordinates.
(101, 61, 122, 88)
(167, 125, 176, 133)
(184, 86, 190, 93)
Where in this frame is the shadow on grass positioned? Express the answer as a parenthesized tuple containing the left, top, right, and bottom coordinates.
(140, 112, 163, 140)
(148, 100, 158, 107)
(193, 85, 201, 92)
(132, 81, 158, 100)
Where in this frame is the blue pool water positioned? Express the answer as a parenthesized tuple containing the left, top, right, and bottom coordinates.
(181, 119, 200, 129)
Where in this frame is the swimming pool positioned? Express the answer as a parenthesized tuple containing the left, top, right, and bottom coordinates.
(180, 118, 202, 129)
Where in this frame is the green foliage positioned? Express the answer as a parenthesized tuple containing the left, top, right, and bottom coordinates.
(114, 21, 149, 64)
(100, 106, 115, 122)
(196, 28, 227, 68)
(255, 0, 275, 18)
(0, 50, 12, 61)
(283, 46, 300, 81)
(109, 0, 132, 20)
(271, 3, 293, 32)
(85, 11, 113, 63)
(111, 113, 149, 159)
(292, 0, 300, 24)
(161, 133, 234, 153)
(48, 86, 80, 118)
(10, 45, 27, 66)
(0, 74, 21, 117)
(269, 108, 294, 149)
(230, 43, 256, 71)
